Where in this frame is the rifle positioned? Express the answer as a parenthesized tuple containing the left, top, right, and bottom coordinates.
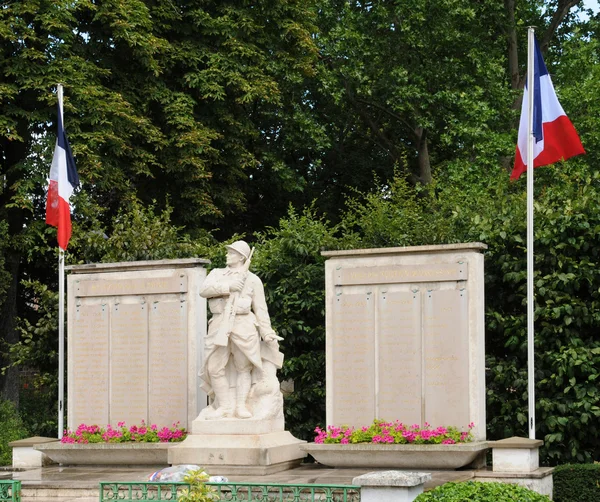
(214, 247, 255, 347)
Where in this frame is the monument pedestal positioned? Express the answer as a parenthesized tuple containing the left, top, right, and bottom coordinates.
(168, 418, 306, 475)
(474, 437, 553, 499)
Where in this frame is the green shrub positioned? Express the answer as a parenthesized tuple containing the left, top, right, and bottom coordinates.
(414, 481, 550, 501)
(178, 469, 218, 502)
(0, 399, 29, 466)
(553, 463, 600, 502)
(253, 206, 341, 441)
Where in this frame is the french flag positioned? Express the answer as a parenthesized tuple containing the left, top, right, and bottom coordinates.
(511, 38, 584, 181)
(45, 87, 79, 250)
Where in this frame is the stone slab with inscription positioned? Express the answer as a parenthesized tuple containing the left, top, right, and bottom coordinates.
(66, 259, 208, 432)
(323, 243, 487, 440)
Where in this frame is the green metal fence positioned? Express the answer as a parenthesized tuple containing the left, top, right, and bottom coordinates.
(99, 481, 361, 502)
(207, 481, 360, 501)
(99, 482, 190, 501)
(0, 480, 21, 502)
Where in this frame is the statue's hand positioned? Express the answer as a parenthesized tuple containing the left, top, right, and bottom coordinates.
(229, 278, 245, 292)
(263, 332, 283, 343)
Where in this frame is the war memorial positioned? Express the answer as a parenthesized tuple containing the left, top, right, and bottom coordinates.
(4, 242, 554, 501)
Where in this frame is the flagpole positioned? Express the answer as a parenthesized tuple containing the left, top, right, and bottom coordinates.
(57, 83, 65, 439)
(526, 27, 536, 440)
(58, 249, 65, 439)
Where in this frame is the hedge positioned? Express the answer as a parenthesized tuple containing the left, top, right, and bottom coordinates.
(414, 481, 550, 501)
(553, 463, 600, 502)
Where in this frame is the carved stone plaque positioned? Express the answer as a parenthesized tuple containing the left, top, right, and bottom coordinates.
(110, 302, 149, 425)
(330, 291, 375, 425)
(148, 300, 188, 427)
(76, 274, 187, 297)
(336, 263, 468, 286)
(325, 245, 486, 439)
(377, 291, 422, 424)
(67, 259, 208, 432)
(423, 289, 469, 427)
(71, 303, 110, 426)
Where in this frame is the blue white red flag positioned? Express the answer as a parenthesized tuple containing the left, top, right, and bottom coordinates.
(45, 93, 79, 250)
(511, 38, 585, 180)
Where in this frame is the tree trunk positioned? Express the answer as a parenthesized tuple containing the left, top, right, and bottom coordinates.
(505, 0, 520, 92)
(415, 127, 432, 185)
(540, 0, 583, 54)
(0, 124, 29, 406)
(0, 249, 21, 405)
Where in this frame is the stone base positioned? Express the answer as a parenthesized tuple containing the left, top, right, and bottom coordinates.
(34, 442, 172, 465)
(168, 431, 307, 475)
(474, 467, 554, 499)
(302, 441, 489, 470)
(192, 417, 284, 435)
(353, 471, 431, 502)
(9, 437, 58, 468)
(489, 437, 543, 473)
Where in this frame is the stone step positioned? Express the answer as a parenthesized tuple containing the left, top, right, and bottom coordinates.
(21, 484, 98, 501)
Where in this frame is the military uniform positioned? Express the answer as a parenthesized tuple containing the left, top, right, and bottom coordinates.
(200, 267, 277, 384)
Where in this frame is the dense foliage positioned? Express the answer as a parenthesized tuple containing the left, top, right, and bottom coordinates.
(1, 0, 599, 468)
(476, 168, 600, 464)
(0, 398, 28, 466)
(414, 481, 550, 501)
(553, 463, 600, 502)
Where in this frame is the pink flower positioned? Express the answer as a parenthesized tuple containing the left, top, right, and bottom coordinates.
(61, 422, 186, 444)
(405, 433, 416, 442)
(312, 420, 474, 446)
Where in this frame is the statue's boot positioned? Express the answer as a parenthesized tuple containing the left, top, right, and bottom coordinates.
(235, 371, 253, 419)
(207, 376, 234, 419)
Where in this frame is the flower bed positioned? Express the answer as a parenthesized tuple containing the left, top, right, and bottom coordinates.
(302, 420, 487, 470)
(314, 420, 474, 445)
(36, 421, 188, 465)
(61, 421, 187, 443)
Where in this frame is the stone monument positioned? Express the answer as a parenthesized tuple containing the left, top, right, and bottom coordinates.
(66, 259, 208, 432)
(322, 243, 487, 440)
(169, 241, 306, 474)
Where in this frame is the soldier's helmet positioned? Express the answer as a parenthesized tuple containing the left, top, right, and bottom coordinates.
(226, 240, 251, 261)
